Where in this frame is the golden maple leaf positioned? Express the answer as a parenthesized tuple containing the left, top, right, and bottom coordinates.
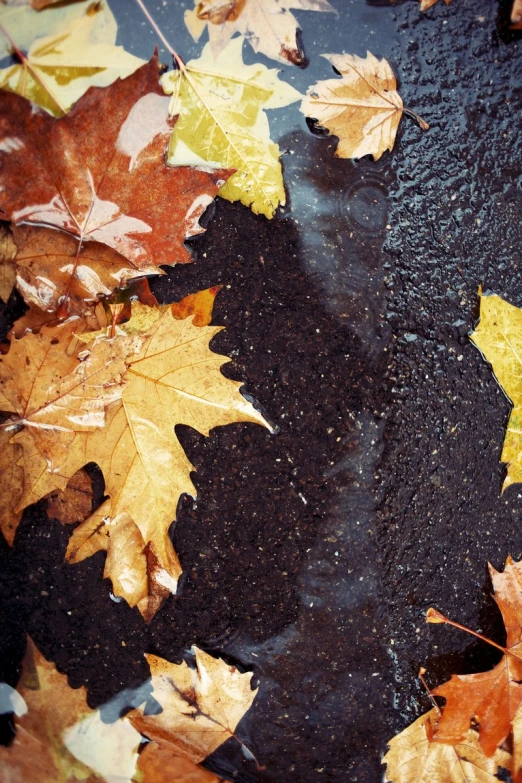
(383, 708, 511, 783)
(161, 38, 301, 219)
(0, 0, 145, 117)
(0, 223, 17, 303)
(185, 0, 335, 66)
(470, 293, 522, 490)
(0, 294, 271, 618)
(300, 52, 428, 161)
(0, 637, 141, 783)
(129, 646, 257, 765)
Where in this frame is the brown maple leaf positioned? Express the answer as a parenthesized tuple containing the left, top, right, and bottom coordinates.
(46, 467, 93, 526)
(0, 222, 17, 303)
(136, 744, 225, 783)
(427, 556, 522, 756)
(0, 53, 231, 315)
(186, 0, 335, 66)
(129, 646, 258, 765)
(301, 52, 428, 161)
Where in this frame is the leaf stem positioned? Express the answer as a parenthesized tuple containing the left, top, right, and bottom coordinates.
(418, 666, 441, 717)
(132, 0, 185, 69)
(402, 106, 429, 130)
(426, 607, 522, 661)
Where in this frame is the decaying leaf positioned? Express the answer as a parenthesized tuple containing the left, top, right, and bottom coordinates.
(46, 467, 93, 526)
(161, 38, 300, 219)
(0, 637, 141, 783)
(0, 223, 17, 303)
(427, 556, 522, 755)
(0, 1, 144, 116)
(0, 54, 232, 315)
(470, 293, 522, 490)
(129, 647, 257, 764)
(383, 708, 512, 783)
(301, 52, 428, 161)
(136, 744, 224, 783)
(185, 0, 334, 66)
(65, 300, 271, 619)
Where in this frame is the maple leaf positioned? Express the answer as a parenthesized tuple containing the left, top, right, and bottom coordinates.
(185, 0, 335, 66)
(0, 1, 115, 59)
(513, 0, 522, 28)
(470, 293, 522, 490)
(0, 636, 141, 783)
(0, 222, 17, 302)
(0, 317, 132, 522)
(0, 427, 23, 544)
(129, 646, 257, 765)
(383, 708, 512, 783)
(0, 293, 271, 618)
(300, 52, 429, 161)
(0, 1, 145, 117)
(0, 54, 232, 315)
(418, 0, 453, 10)
(161, 38, 301, 219)
(426, 556, 522, 755)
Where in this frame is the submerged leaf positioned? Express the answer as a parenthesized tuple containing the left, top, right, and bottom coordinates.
(0, 1, 145, 116)
(470, 293, 522, 490)
(0, 54, 232, 315)
(161, 38, 301, 218)
(129, 647, 257, 764)
(301, 52, 428, 161)
(185, 0, 334, 66)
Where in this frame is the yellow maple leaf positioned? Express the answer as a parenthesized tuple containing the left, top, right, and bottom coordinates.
(0, 637, 141, 783)
(383, 708, 512, 783)
(129, 646, 257, 765)
(470, 293, 522, 490)
(300, 52, 428, 161)
(0, 0, 145, 116)
(0, 223, 17, 303)
(161, 38, 301, 219)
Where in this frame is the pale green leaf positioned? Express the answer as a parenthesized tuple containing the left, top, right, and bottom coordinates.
(161, 38, 301, 219)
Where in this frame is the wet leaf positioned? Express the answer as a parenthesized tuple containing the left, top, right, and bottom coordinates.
(129, 646, 257, 764)
(418, 0, 453, 10)
(0, 0, 99, 58)
(136, 744, 224, 783)
(0, 317, 132, 535)
(383, 708, 511, 783)
(46, 467, 93, 526)
(470, 293, 522, 490)
(0, 427, 23, 544)
(161, 38, 301, 218)
(0, 1, 145, 116)
(170, 285, 222, 326)
(0, 223, 17, 302)
(61, 299, 270, 620)
(185, 0, 334, 66)
(0, 54, 232, 315)
(0, 637, 141, 783)
(10, 224, 158, 326)
(513, 0, 522, 28)
(427, 556, 522, 755)
(301, 52, 428, 161)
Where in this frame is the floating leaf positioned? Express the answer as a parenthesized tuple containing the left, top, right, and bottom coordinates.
(185, 0, 335, 66)
(129, 646, 257, 764)
(0, 1, 145, 116)
(470, 293, 522, 490)
(0, 54, 232, 316)
(383, 708, 511, 783)
(0, 637, 141, 783)
(161, 38, 301, 219)
(301, 52, 428, 161)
